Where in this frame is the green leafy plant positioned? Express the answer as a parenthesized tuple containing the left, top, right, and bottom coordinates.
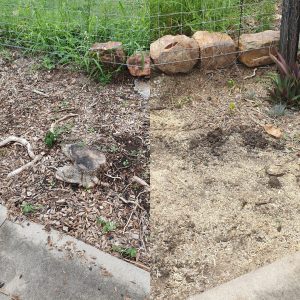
(44, 124, 73, 148)
(122, 159, 130, 167)
(112, 245, 137, 258)
(21, 203, 36, 214)
(41, 56, 56, 70)
(44, 131, 59, 148)
(97, 217, 117, 233)
(229, 102, 236, 111)
(268, 103, 286, 117)
(227, 79, 235, 88)
(269, 52, 300, 107)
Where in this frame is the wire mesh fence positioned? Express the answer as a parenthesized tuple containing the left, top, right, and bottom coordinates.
(150, 0, 279, 72)
(0, 0, 150, 80)
(0, 0, 283, 75)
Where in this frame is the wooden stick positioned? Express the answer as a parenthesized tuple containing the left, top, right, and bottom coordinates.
(118, 196, 144, 211)
(123, 258, 150, 272)
(50, 114, 78, 133)
(131, 176, 150, 188)
(243, 68, 257, 80)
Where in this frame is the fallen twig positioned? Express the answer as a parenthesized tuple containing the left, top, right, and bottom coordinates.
(123, 258, 150, 272)
(244, 68, 257, 80)
(50, 113, 78, 133)
(131, 176, 149, 188)
(32, 89, 50, 98)
(118, 196, 144, 210)
(123, 210, 135, 234)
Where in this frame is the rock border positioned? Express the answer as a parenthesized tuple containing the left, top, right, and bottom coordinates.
(90, 29, 287, 77)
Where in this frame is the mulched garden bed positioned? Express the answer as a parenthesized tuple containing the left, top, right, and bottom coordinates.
(0, 51, 150, 269)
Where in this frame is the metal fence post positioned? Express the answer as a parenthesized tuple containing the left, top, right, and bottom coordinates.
(279, 0, 300, 66)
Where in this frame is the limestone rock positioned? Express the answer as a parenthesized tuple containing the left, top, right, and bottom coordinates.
(90, 41, 126, 66)
(150, 35, 199, 74)
(55, 165, 99, 188)
(238, 30, 280, 67)
(127, 52, 151, 77)
(192, 31, 236, 69)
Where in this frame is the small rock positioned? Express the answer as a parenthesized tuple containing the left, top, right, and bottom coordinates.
(192, 31, 236, 69)
(62, 226, 69, 232)
(56, 199, 66, 204)
(127, 52, 150, 77)
(90, 41, 126, 66)
(129, 233, 140, 240)
(238, 30, 280, 67)
(265, 165, 285, 177)
(150, 35, 199, 74)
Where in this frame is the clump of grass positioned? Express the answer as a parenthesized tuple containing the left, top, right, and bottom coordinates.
(0, 0, 150, 82)
(150, 0, 274, 40)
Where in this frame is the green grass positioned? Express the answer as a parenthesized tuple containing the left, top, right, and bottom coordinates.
(0, 0, 275, 80)
(0, 0, 150, 81)
(150, 0, 275, 40)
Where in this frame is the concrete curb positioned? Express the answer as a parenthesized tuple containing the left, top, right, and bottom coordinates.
(189, 252, 300, 300)
(0, 204, 150, 299)
(0, 204, 7, 227)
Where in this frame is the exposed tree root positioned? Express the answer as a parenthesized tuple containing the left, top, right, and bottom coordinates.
(0, 136, 35, 159)
(7, 153, 44, 178)
(0, 136, 43, 178)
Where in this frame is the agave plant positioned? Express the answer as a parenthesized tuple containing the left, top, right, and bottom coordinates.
(269, 52, 300, 107)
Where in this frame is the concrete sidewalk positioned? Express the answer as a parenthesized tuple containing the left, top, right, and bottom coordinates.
(189, 251, 300, 300)
(0, 205, 150, 300)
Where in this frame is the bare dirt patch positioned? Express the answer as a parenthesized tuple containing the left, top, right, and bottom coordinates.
(151, 66, 300, 299)
(0, 51, 150, 268)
